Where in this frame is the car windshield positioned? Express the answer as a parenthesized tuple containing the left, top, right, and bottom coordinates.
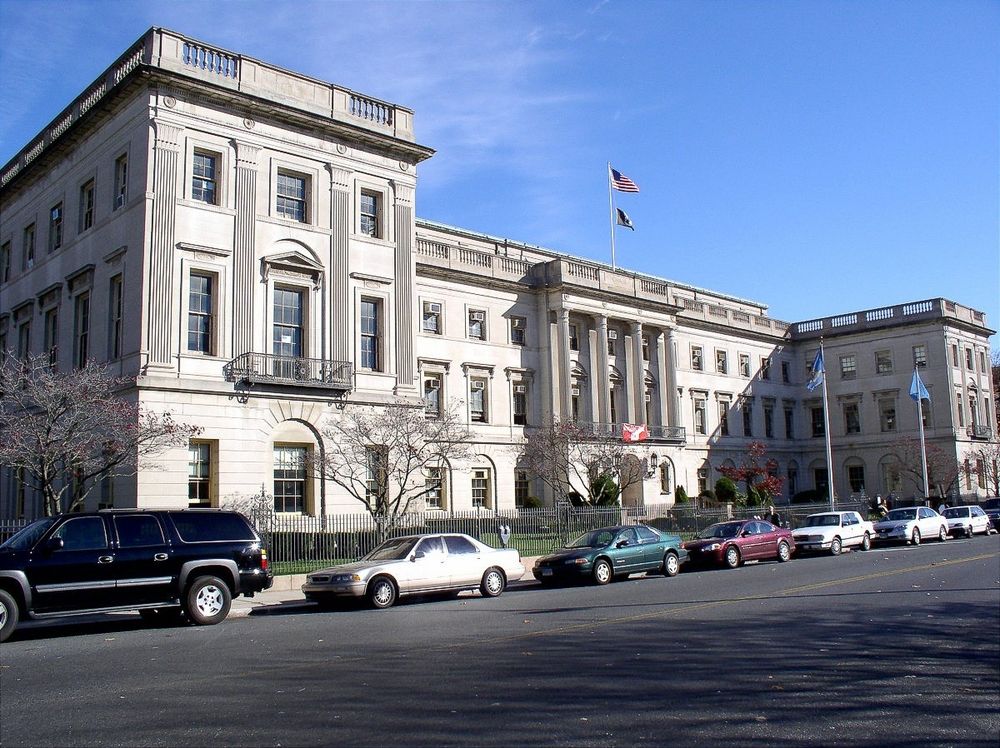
(363, 537, 420, 561)
(697, 522, 744, 540)
(942, 507, 969, 518)
(0, 518, 57, 551)
(566, 529, 616, 549)
(886, 509, 917, 521)
(803, 515, 840, 527)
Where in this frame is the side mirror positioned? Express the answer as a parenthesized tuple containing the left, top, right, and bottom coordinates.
(741, 530, 751, 537)
(411, 550, 426, 562)
(616, 540, 629, 548)
(46, 536, 65, 551)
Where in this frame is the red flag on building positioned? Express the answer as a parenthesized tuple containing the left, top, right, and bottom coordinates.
(622, 424, 649, 443)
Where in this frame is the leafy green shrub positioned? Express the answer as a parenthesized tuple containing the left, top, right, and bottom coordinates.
(674, 485, 689, 504)
(591, 474, 621, 506)
(715, 477, 738, 503)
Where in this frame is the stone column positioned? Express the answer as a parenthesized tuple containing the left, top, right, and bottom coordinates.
(327, 165, 352, 366)
(232, 141, 260, 358)
(596, 314, 611, 423)
(556, 307, 572, 419)
(629, 321, 644, 422)
(147, 120, 183, 366)
(655, 330, 669, 428)
(392, 182, 416, 390)
(665, 327, 681, 427)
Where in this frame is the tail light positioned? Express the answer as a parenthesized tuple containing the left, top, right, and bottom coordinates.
(260, 549, 269, 571)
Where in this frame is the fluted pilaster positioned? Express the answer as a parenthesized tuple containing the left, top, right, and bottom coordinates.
(328, 165, 352, 365)
(232, 141, 260, 357)
(665, 327, 681, 427)
(148, 120, 183, 365)
(629, 321, 644, 422)
(556, 307, 572, 418)
(393, 182, 416, 389)
(596, 314, 611, 422)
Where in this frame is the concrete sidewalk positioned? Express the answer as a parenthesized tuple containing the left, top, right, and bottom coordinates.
(230, 556, 541, 618)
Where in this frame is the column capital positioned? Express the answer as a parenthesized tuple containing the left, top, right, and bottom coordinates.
(232, 140, 262, 168)
(151, 119, 184, 149)
(392, 181, 415, 206)
(327, 164, 352, 192)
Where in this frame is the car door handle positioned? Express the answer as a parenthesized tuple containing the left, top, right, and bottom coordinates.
(98, 556, 114, 564)
(153, 553, 168, 562)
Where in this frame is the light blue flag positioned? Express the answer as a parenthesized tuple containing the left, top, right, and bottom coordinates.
(909, 369, 931, 402)
(805, 348, 825, 392)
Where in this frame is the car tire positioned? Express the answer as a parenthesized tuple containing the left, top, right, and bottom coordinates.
(480, 568, 506, 598)
(662, 552, 680, 577)
(911, 528, 921, 545)
(724, 546, 741, 569)
(367, 576, 397, 609)
(185, 576, 232, 626)
(938, 526, 948, 542)
(0, 588, 19, 643)
(592, 558, 613, 585)
(777, 541, 792, 562)
(860, 533, 871, 551)
(830, 537, 842, 556)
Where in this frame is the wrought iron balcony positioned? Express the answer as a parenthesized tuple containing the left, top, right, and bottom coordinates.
(969, 425, 993, 440)
(224, 352, 352, 391)
(585, 422, 687, 444)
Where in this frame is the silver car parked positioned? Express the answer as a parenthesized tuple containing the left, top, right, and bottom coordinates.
(302, 533, 525, 609)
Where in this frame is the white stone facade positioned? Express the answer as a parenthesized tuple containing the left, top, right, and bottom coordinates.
(1, 29, 996, 518)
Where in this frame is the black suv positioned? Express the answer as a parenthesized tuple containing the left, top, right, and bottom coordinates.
(0, 509, 272, 642)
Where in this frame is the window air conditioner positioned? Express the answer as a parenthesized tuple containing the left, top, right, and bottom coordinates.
(470, 311, 485, 322)
(471, 380, 485, 390)
(513, 384, 527, 394)
(426, 302, 442, 314)
(426, 379, 441, 390)
(571, 388, 581, 397)
(607, 330, 618, 340)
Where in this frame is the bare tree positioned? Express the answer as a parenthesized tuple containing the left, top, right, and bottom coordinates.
(516, 421, 646, 506)
(313, 399, 472, 538)
(221, 484, 276, 537)
(968, 441, 1000, 497)
(890, 437, 961, 499)
(0, 353, 201, 515)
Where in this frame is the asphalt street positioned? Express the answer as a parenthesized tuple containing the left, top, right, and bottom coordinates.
(2, 536, 998, 747)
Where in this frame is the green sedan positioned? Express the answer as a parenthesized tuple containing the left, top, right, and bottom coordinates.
(532, 524, 689, 585)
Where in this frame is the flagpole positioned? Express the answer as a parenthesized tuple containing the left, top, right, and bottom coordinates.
(819, 339, 835, 509)
(607, 162, 617, 271)
(915, 366, 930, 500)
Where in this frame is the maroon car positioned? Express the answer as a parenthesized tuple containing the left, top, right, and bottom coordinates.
(683, 519, 795, 569)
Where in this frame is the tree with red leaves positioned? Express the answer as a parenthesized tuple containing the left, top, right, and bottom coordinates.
(0, 353, 201, 516)
(717, 441, 785, 506)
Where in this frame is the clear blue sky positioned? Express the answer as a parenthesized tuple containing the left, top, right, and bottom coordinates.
(2, 0, 997, 343)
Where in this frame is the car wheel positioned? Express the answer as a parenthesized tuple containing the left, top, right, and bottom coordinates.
(367, 576, 397, 609)
(777, 541, 792, 562)
(938, 526, 948, 542)
(480, 568, 506, 597)
(830, 537, 842, 556)
(911, 528, 921, 545)
(860, 533, 871, 551)
(185, 576, 232, 626)
(724, 546, 741, 569)
(0, 588, 19, 643)
(662, 552, 680, 577)
(592, 558, 613, 585)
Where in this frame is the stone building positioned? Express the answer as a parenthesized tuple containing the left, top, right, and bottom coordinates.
(1, 29, 995, 518)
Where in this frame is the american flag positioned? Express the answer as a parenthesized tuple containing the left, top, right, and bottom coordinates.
(610, 167, 640, 193)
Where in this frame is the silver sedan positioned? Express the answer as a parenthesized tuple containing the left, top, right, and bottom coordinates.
(302, 533, 526, 609)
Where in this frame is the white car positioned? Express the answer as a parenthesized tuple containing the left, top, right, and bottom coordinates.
(791, 511, 874, 555)
(941, 505, 994, 537)
(873, 507, 949, 545)
(302, 533, 525, 609)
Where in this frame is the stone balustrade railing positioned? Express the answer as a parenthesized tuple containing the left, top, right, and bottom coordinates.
(793, 298, 990, 339)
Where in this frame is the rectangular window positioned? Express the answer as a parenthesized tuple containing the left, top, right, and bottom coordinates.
(844, 402, 861, 434)
(694, 398, 707, 435)
(569, 324, 579, 351)
(718, 401, 730, 436)
(965, 348, 973, 369)
(514, 470, 530, 507)
(80, 180, 95, 231)
(840, 355, 857, 379)
(276, 171, 307, 222)
(691, 346, 703, 371)
(848, 465, 865, 494)
(811, 406, 825, 437)
(764, 403, 774, 438)
(912, 344, 927, 368)
(22, 224, 35, 271)
(273, 445, 307, 513)
(470, 378, 488, 423)
(17, 320, 31, 359)
(607, 330, 618, 356)
(921, 399, 931, 428)
(114, 154, 128, 209)
(571, 385, 581, 422)
(422, 301, 442, 334)
(697, 467, 709, 495)
(513, 383, 528, 426)
(781, 360, 790, 384)
(956, 393, 964, 427)
(979, 351, 987, 372)
(360, 298, 380, 370)
(641, 335, 650, 361)
(468, 309, 486, 340)
(742, 401, 753, 437)
(716, 350, 728, 374)
(360, 190, 380, 237)
(424, 373, 442, 418)
(879, 400, 896, 432)
(510, 316, 526, 346)
(365, 447, 388, 504)
(471, 468, 491, 509)
(49, 204, 63, 253)
(0, 241, 9, 283)
(951, 344, 959, 367)
(109, 275, 123, 360)
(188, 272, 214, 354)
(977, 459, 986, 489)
(43, 307, 59, 367)
(425, 467, 444, 509)
(73, 292, 90, 368)
(875, 350, 893, 375)
(760, 357, 771, 381)
(784, 407, 794, 439)
(609, 387, 618, 425)
(274, 288, 305, 380)
(188, 441, 212, 508)
(192, 151, 218, 204)
(739, 353, 751, 377)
